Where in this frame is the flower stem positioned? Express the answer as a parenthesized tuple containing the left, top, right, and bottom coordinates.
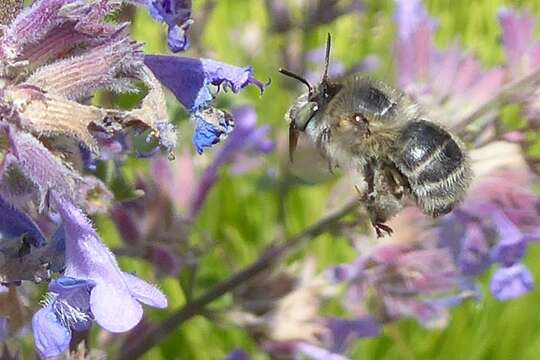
(119, 199, 360, 359)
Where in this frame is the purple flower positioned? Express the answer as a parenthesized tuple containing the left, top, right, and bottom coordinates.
(32, 193, 168, 357)
(260, 316, 380, 359)
(490, 209, 527, 266)
(498, 8, 540, 121)
(32, 277, 94, 359)
(191, 107, 235, 154)
(144, 56, 267, 110)
(144, 55, 268, 153)
(394, 0, 437, 87)
(326, 316, 380, 353)
(498, 8, 540, 76)
(395, 0, 436, 41)
(459, 223, 492, 276)
(394, 0, 503, 128)
(145, 0, 192, 52)
(490, 263, 534, 301)
(0, 197, 65, 283)
(338, 240, 467, 326)
(293, 342, 349, 360)
(224, 349, 250, 360)
(438, 213, 492, 276)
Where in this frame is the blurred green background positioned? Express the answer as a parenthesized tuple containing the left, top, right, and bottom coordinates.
(87, 0, 540, 359)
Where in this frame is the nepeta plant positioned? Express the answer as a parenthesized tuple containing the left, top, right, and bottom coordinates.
(0, 0, 266, 358)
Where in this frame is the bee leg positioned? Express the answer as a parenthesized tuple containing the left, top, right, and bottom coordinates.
(373, 222, 394, 238)
(386, 163, 408, 199)
(328, 161, 336, 175)
(354, 185, 367, 201)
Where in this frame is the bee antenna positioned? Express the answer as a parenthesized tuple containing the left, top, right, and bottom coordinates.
(278, 68, 313, 95)
(323, 33, 332, 81)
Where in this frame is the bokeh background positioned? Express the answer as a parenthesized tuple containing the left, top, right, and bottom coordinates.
(19, 0, 540, 359)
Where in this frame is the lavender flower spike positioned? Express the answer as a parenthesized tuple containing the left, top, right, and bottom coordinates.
(52, 193, 167, 335)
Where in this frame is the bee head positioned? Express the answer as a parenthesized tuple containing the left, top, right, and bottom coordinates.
(280, 33, 335, 162)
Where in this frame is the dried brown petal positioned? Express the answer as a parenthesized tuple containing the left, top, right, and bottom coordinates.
(128, 66, 169, 130)
(6, 86, 106, 152)
(127, 66, 176, 151)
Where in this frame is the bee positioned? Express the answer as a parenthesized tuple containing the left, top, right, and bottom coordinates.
(280, 34, 471, 237)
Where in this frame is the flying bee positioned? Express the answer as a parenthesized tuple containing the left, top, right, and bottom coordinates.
(280, 34, 471, 237)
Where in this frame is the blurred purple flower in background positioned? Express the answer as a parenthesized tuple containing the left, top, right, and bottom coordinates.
(395, 0, 504, 129)
(498, 8, 540, 123)
(224, 349, 250, 360)
(329, 208, 473, 329)
(498, 8, 540, 78)
(229, 257, 380, 359)
(392, 0, 540, 305)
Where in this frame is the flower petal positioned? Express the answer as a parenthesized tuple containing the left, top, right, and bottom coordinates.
(123, 272, 168, 309)
(490, 263, 534, 301)
(225, 350, 250, 360)
(460, 222, 492, 276)
(143, 55, 211, 110)
(32, 304, 72, 360)
(294, 342, 348, 360)
(498, 8, 537, 71)
(144, 55, 267, 111)
(327, 316, 380, 353)
(490, 209, 527, 266)
(90, 282, 143, 333)
(49, 276, 94, 295)
(145, 0, 192, 52)
(192, 107, 234, 154)
(200, 58, 267, 93)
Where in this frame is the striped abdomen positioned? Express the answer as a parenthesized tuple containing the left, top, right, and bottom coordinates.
(392, 119, 471, 217)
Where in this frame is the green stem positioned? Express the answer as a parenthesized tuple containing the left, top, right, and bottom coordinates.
(119, 199, 359, 360)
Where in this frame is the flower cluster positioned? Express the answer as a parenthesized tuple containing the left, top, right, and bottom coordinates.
(228, 257, 379, 360)
(392, 0, 540, 303)
(0, 1, 267, 358)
